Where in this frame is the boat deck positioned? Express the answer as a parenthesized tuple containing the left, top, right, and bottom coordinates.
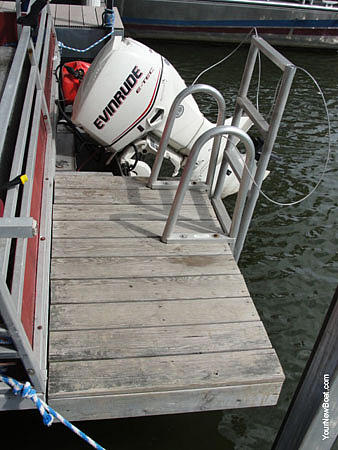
(48, 172, 284, 421)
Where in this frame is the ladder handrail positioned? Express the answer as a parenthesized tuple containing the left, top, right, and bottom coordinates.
(161, 125, 255, 245)
(147, 83, 226, 193)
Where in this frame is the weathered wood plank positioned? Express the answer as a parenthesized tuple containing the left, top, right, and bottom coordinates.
(49, 321, 270, 361)
(52, 237, 230, 258)
(54, 174, 149, 190)
(51, 274, 250, 304)
(54, 188, 210, 205)
(48, 349, 284, 397)
(50, 297, 258, 330)
(53, 203, 216, 222)
(54, 175, 200, 191)
(69, 5, 84, 27)
(54, 4, 69, 27)
(51, 254, 240, 280)
(48, 382, 283, 420)
(52, 220, 221, 239)
(82, 5, 99, 27)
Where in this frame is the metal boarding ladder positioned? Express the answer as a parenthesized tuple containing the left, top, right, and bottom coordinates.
(0, 4, 56, 399)
(148, 36, 296, 262)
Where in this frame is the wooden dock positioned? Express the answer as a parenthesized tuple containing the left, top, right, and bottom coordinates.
(0, 2, 123, 31)
(48, 4, 123, 31)
(48, 172, 284, 421)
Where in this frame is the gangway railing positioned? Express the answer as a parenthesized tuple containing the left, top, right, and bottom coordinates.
(0, 4, 57, 402)
(148, 36, 296, 262)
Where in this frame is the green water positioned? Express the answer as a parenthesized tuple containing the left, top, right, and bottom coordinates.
(2, 41, 337, 449)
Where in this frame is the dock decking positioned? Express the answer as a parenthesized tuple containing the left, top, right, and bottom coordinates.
(48, 4, 123, 31)
(48, 172, 284, 421)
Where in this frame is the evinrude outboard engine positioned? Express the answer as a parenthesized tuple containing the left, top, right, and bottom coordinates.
(72, 36, 252, 196)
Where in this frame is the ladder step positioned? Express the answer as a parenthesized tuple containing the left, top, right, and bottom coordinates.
(237, 96, 269, 137)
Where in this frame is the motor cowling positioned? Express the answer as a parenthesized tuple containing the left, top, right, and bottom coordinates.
(72, 37, 206, 153)
(71, 36, 257, 197)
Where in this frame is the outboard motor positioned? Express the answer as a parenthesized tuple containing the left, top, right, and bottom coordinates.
(72, 36, 252, 195)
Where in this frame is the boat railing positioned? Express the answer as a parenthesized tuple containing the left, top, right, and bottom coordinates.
(148, 36, 296, 261)
(0, 5, 56, 398)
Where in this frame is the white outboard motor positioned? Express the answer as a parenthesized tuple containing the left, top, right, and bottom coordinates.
(72, 36, 252, 196)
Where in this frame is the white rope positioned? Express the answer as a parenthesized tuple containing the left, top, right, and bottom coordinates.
(236, 66, 332, 207)
(190, 31, 331, 207)
(191, 30, 254, 86)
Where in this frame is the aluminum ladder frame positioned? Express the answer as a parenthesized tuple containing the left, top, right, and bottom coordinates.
(148, 84, 256, 254)
(148, 36, 296, 262)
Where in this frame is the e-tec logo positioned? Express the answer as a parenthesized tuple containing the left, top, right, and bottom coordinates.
(93, 66, 143, 130)
(136, 68, 154, 94)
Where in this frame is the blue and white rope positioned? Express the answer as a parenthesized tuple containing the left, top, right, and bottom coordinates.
(0, 375, 106, 450)
(58, 30, 114, 53)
